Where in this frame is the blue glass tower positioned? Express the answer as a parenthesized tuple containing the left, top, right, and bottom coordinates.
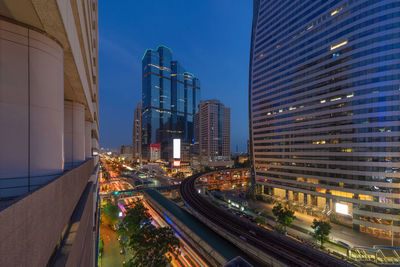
(142, 46, 200, 161)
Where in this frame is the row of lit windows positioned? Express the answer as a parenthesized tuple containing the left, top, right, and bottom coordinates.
(255, 146, 400, 153)
(255, 160, 400, 174)
(257, 177, 400, 204)
(253, 8, 400, 78)
(254, 0, 359, 54)
(254, 136, 400, 147)
(254, 154, 400, 164)
(254, 117, 400, 135)
(254, 125, 399, 140)
(253, 84, 398, 118)
(257, 169, 400, 186)
(253, 41, 400, 88)
(253, 23, 400, 98)
(356, 204, 400, 215)
(253, 74, 400, 116)
(355, 215, 400, 226)
(263, 169, 400, 189)
(253, 45, 400, 104)
(253, 29, 397, 101)
(254, 0, 369, 55)
(142, 72, 200, 88)
(254, 101, 400, 127)
(253, 62, 400, 107)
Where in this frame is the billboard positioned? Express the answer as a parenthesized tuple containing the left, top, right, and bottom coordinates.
(335, 203, 349, 215)
(173, 139, 181, 159)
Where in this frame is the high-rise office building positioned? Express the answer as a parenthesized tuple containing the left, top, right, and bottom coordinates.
(142, 46, 200, 161)
(132, 101, 142, 161)
(194, 100, 232, 167)
(249, 0, 400, 238)
(0, 1, 100, 265)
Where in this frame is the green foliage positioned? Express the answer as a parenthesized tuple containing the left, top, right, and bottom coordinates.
(255, 216, 266, 225)
(272, 203, 296, 232)
(101, 202, 119, 227)
(311, 219, 332, 248)
(99, 235, 104, 254)
(261, 210, 269, 217)
(174, 172, 185, 179)
(118, 201, 180, 267)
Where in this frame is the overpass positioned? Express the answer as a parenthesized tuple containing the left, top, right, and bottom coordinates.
(143, 189, 259, 266)
(100, 184, 180, 198)
(180, 170, 355, 267)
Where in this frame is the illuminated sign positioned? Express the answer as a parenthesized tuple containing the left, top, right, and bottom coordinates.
(173, 160, 181, 167)
(173, 139, 181, 159)
(335, 203, 349, 215)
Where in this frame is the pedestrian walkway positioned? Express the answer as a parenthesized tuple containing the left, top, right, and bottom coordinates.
(247, 200, 399, 250)
(99, 225, 123, 267)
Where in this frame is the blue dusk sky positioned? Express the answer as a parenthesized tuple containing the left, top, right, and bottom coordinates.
(99, 1, 252, 152)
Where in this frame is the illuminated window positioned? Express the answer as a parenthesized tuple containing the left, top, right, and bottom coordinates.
(330, 40, 348, 50)
(331, 190, 354, 199)
(342, 148, 353, 152)
(359, 194, 373, 201)
(331, 7, 343, 16)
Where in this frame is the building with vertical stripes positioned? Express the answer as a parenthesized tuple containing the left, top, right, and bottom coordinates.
(249, 0, 400, 239)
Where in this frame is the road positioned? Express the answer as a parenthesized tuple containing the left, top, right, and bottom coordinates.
(118, 196, 207, 267)
(100, 225, 123, 267)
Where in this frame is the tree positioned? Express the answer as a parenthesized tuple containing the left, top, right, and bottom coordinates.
(101, 202, 119, 228)
(118, 201, 180, 267)
(255, 216, 266, 225)
(272, 203, 296, 233)
(311, 219, 332, 248)
(174, 172, 185, 180)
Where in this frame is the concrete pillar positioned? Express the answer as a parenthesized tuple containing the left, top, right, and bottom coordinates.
(64, 101, 85, 169)
(85, 121, 92, 159)
(307, 194, 311, 205)
(0, 20, 64, 198)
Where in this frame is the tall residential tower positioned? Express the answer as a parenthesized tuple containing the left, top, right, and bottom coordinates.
(142, 46, 200, 162)
(133, 101, 142, 162)
(194, 100, 232, 167)
(249, 0, 400, 239)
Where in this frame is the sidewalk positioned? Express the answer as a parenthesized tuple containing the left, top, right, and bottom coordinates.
(100, 225, 123, 267)
(247, 200, 398, 249)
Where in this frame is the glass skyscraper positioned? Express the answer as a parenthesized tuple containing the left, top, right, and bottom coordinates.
(249, 0, 400, 238)
(142, 46, 200, 161)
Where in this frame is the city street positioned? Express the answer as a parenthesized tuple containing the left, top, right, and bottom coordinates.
(247, 200, 398, 249)
(99, 225, 123, 267)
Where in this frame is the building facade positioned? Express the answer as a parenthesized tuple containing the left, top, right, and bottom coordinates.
(132, 101, 142, 162)
(195, 100, 232, 167)
(0, 0, 100, 265)
(141, 46, 200, 161)
(249, 0, 400, 238)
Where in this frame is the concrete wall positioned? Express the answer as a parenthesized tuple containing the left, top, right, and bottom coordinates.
(64, 101, 86, 169)
(0, 159, 94, 267)
(0, 20, 64, 198)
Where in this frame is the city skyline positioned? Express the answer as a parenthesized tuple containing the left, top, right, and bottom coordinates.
(99, 1, 252, 151)
(1, 1, 400, 266)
